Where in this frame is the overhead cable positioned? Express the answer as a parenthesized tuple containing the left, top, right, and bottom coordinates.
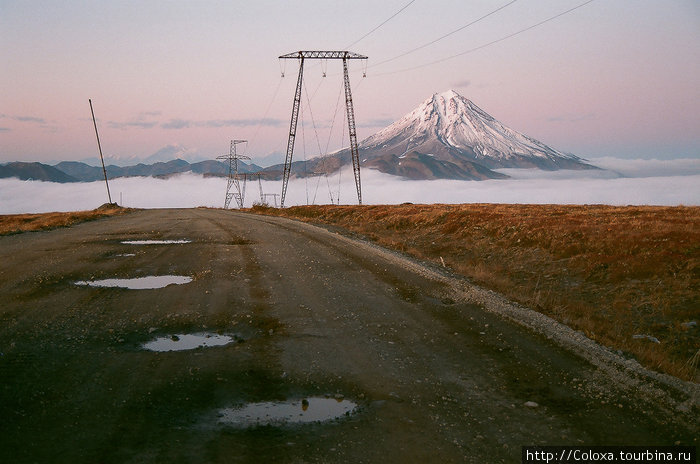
(369, 0, 519, 69)
(249, 76, 284, 149)
(344, 0, 417, 49)
(373, 0, 596, 76)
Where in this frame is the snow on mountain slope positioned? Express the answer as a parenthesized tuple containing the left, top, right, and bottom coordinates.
(360, 90, 594, 171)
(267, 90, 596, 180)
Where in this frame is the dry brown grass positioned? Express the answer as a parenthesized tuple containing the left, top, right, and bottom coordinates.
(249, 203, 700, 382)
(0, 203, 133, 235)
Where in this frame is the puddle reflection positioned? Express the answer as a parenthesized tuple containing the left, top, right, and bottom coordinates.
(218, 397, 357, 427)
(143, 333, 234, 352)
(75, 275, 192, 289)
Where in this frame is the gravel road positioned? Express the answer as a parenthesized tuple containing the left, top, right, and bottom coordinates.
(0, 208, 696, 463)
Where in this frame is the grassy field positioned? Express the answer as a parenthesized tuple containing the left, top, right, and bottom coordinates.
(249, 203, 699, 382)
(0, 203, 132, 235)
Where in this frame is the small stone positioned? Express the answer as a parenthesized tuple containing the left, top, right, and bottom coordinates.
(524, 401, 539, 408)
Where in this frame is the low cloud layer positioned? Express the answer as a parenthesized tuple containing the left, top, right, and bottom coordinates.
(1, 158, 698, 214)
(587, 157, 700, 178)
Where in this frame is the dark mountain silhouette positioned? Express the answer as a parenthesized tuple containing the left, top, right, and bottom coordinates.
(0, 162, 77, 183)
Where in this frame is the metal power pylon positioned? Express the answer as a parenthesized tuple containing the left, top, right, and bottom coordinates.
(278, 50, 367, 208)
(263, 193, 280, 207)
(217, 140, 250, 209)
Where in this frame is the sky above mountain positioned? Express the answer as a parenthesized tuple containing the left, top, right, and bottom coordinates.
(1, 0, 698, 166)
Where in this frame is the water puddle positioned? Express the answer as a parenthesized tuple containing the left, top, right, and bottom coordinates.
(218, 397, 358, 427)
(75, 275, 192, 289)
(114, 253, 136, 257)
(121, 239, 191, 245)
(143, 333, 234, 352)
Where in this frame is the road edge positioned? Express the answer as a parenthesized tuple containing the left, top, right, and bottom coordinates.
(245, 211, 699, 426)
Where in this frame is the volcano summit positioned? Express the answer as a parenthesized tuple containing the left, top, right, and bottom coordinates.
(279, 90, 597, 181)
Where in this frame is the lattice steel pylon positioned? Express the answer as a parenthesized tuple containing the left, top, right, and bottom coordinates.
(279, 51, 367, 208)
(217, 140, 250, 209)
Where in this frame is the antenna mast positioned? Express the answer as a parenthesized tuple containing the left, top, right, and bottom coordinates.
(88, 99, 113, 204)
(278, 51, 367, 207)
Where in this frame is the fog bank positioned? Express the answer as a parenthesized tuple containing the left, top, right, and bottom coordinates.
(1, 158, 698, 214)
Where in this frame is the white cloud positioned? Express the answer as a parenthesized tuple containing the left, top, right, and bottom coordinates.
(1, 159, 698, 214)
(493, 167, 619, 180)
(359, 172, 699, 207)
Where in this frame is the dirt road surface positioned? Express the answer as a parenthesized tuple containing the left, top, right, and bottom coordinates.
(1, 208, 697, 463)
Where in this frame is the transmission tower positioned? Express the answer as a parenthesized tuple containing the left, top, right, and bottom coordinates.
(263, 193, 280, 208)
(255, 172, 280, 208)
(278, 50, 367, 208)
(217, 140, 250, 209)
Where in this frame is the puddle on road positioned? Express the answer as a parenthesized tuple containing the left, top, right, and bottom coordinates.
(75, 275, 192, 289)
(121, 239, 191, 245)
(143, 333, 235, 352)
(218, 397, 358, 427)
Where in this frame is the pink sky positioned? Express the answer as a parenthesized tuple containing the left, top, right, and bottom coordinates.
(1, 0, 698, 166)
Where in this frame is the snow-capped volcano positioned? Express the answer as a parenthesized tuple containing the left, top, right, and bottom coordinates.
(360, 89, 594, 171)
(268, 90, 596, 180)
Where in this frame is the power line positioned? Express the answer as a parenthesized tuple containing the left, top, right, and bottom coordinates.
(344, 0, 417, 49)
(369, 0, 519, 69)
(373, 0, 596, 76)
(249, 76, 284, 149)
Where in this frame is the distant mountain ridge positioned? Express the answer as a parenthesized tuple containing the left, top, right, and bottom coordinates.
(0, 162, 78, 183)
(78, 143, 207, 167)
(0, 159, 263, 183)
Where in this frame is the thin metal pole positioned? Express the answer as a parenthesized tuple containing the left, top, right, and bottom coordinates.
(258, 173, 264, 204)
(89, 99, 112, 204)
